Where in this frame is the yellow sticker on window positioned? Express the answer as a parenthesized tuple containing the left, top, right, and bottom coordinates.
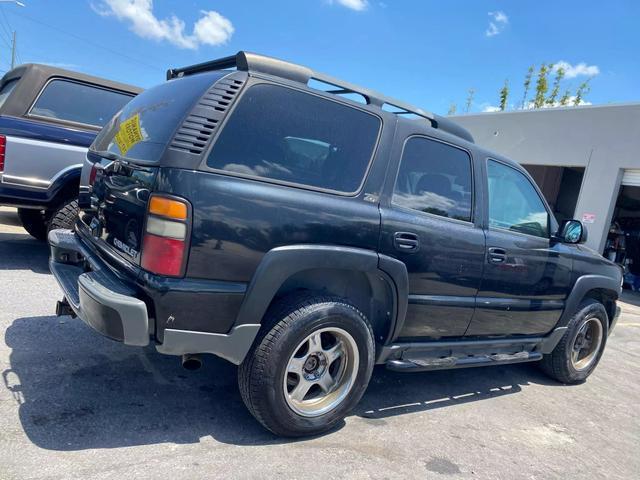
(114, 113, 143, 155)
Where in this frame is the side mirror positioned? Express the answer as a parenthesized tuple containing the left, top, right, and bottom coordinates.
(557, 219, 587, 244)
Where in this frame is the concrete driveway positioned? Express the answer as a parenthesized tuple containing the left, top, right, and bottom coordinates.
(0, 207, 638, 479)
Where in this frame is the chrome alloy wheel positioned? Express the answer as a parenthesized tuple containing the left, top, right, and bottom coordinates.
(283, 327, 359, 417)
(571, 318, 603, 371)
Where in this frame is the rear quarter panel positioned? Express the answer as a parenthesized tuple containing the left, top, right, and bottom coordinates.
(156, 168, 383, 282)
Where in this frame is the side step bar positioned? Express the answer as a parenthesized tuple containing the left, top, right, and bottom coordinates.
(387, 351, 543, 372)
(378, 327, 567, 372)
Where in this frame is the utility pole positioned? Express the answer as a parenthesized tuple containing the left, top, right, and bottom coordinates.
(10, 30, 15, 68)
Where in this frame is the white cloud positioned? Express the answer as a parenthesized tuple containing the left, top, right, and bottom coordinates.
(331, 0, 368, 11)
(553, 61, 600, 79)
(523, 98, 592, 109)
(483, 105, 501, 112)
(93, 0, 233, 50)
(486, 11, 508, 37)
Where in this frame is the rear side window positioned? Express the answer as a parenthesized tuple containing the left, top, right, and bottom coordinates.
(487, 160, 549, 238)
(30, 79, 133, 127)
(0, 78, 19, 109)
(393, 137, 473, 222)
(206, 84, 381, 194)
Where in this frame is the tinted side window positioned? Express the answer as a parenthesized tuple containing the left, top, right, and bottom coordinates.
(392, 137, 473, 222)
(487, 160, 549, 238)
(31, 79, 133, 127)
(0, 78, 19, 109)
(207, 84, 381, 193)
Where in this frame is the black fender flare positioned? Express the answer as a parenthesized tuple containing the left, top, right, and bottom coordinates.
(46, 166, 82, 204)
(234, 245, 408, 343)
(557, 274, 622, 327)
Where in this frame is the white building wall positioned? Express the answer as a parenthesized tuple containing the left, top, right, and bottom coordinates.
(452, 103, 640, 252)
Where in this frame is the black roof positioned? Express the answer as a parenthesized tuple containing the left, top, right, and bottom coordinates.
(167, 51, 474, 144)
(2, 63, 142, 94)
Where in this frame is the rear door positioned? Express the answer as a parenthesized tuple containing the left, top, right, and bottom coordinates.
(465, 158, 572, 336)
(378, 128, 486, 340)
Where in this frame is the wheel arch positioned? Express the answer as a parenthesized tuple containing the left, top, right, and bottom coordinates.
(47, 166, 81, 209)
(234, 245, 408, 348)
(560, 275, 622, 327)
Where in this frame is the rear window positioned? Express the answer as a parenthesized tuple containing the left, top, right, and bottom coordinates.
(206, 84, 381, 194)
(92, 71, 227, 163)
(30, 79, 133, 127)
(0, 78, 19, 109)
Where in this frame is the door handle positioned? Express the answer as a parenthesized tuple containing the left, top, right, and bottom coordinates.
(394, 232, 420, 253)
(488, 247, 507, 264)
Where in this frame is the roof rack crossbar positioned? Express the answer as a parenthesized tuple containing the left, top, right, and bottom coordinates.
(167, 51, 474, 143)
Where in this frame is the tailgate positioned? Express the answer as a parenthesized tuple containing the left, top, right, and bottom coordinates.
(79, 153, 157, 265)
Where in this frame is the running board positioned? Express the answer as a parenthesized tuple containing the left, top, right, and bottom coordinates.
(386, 351, 543, 372)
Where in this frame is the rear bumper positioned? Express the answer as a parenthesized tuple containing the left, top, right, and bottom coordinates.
(49, 229, 150, 346)
(48, 229, 260, 364)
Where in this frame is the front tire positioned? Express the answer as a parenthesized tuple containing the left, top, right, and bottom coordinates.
(540, 299, 608, 384)
(238, 294, 375, 437)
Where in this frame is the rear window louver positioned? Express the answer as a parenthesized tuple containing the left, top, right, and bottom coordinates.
(169, 76, 245, 155)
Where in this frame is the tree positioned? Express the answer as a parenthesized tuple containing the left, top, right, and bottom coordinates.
(499, 79, 509, 111)
(447, 102, 457, 115)
(559, 89, 571, 106)
(533, 63, 550, 108)
(574, 79, 591, 106)
(521, 65, 534, 109)
(547, 67, 565, 105)
(465, 88, 475, 113)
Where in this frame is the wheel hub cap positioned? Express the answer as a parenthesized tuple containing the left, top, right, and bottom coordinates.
(283, 326, 359, 418)
(571, 318, 603, 371)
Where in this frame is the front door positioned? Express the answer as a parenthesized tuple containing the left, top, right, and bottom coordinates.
(465, 159, 572, 337)
(379, 134, 486, 340)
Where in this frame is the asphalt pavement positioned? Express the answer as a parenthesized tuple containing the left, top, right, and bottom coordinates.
(0, 206, 638, 479)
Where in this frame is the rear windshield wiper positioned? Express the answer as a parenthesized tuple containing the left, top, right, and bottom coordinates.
(89, 150, 154, 172)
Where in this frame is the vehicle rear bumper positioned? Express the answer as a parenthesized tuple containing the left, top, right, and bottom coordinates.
(49, 228, 150, 346)
(48, 228, 260, 364)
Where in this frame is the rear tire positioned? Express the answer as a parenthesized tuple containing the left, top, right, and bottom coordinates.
(238, 294, 375, 437)
(540, 299, 608, 384)
(47, 199, 79, 233)
(17, 208, 47, 241)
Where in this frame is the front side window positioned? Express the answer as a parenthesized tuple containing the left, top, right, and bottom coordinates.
(487, 160, 549, 238)
(393, 137, 473, 222)
(206, 84, 381, 193)
(30, 79, 134, 127)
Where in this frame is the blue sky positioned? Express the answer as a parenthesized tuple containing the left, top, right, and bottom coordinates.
(0, 0, 637, 115)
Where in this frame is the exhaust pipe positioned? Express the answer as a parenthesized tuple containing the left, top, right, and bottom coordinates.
(181, 354, 202, 371)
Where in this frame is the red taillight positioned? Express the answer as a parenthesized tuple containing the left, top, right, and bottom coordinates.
(140, 195, 190, 277)
(0, 135, 6, 172)
(88, 162, 98, 186)
(141, 234, 185, 276)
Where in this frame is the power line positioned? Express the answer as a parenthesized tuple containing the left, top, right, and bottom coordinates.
(6, 9, 165, 74)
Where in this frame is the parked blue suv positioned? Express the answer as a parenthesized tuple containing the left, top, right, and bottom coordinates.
(0, 64, 141, 239)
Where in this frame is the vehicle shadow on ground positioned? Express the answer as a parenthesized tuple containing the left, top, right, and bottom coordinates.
(0, 232, 49, 274)
(3, 314, 563, 450)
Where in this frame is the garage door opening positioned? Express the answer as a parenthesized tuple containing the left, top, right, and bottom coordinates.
(522, 165, 585, 223)
(606, 170, 640, 291)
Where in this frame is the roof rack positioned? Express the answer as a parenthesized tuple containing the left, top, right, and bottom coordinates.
(167, 51, 474, 144)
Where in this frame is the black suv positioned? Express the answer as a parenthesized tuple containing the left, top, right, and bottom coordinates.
(49, 52, 623, 437)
